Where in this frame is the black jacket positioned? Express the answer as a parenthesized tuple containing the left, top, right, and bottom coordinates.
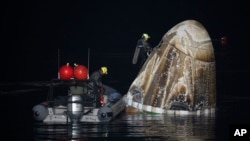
(89, 70, 103, 87)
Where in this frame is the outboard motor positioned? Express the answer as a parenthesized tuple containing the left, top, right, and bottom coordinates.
(67, 94, 83, 123)
(32, 104, 48, 121)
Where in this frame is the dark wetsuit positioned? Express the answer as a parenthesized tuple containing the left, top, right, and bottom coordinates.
(89, 70, 103, 87)
(89, 70, 104, 107)
(136, 38, 152, 68)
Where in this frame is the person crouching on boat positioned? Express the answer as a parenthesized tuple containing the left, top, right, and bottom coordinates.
(89, 66, 108, 107)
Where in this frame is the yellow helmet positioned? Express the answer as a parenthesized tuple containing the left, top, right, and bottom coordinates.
(101, 66, 108, 74)
(142, 33, 150, 39)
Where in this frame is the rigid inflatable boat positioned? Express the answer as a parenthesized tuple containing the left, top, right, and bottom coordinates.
(32, 79, 126, 123)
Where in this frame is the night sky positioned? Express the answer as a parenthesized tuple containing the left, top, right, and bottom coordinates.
(1, 0, 249, 93)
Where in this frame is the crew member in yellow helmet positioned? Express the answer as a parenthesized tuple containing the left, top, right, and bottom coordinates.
(132, 33, 152, 69)
(89, 66, 108, 88)
(89, 66, 108, 107)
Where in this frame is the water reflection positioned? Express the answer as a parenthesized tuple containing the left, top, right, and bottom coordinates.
(33, 112, 215, 141)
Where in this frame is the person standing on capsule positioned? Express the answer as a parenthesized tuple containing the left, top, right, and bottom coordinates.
(132, 33, 152, 69)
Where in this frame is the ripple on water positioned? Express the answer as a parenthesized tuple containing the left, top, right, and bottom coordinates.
(33, 113, 216, 141)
